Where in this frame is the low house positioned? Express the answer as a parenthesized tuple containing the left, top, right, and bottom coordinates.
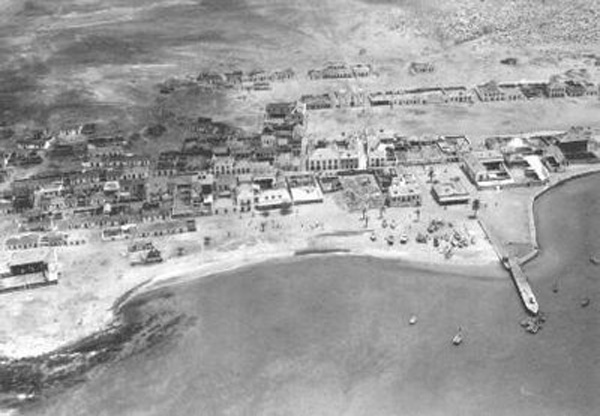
(300, 94, 333, 110)
(197, 72, 226, 85)
(443, 87, 474, 103)
(368, 92, 394, 106)
(321, 62, 354, 79)
(475, 81, 524, 102)
(545, 79, 567, 98)
(255, 188, 292, 210)
(565, 80, 598, 97)
(462, 151, 515, 189)
(352, 64, 372, 77)
(5, 234, 40, 250)
(522, 155, 550, 183)
(409, 62, 435, 75)
(270, 68, 295, 82)
(286, 173, 323, 205)
(542, 145, 567, 172)
(554, 127, 599, 162)
(431, 181, 470, 205)
(437, 136, 471, 162)
(497, 83, 526, 101)
(519, 82, 549, 99)
(387, 177, 421, 207)
(235, 183, 257, 212)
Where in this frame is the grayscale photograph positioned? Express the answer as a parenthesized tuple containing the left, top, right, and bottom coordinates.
(0, 0, 598, 415)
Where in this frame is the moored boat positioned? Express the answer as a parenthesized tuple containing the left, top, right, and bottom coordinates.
(452, 327, 463, 346)
(409, 315, 418, 325)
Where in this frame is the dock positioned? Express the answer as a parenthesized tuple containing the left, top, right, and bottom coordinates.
(505, 257, 539, 315)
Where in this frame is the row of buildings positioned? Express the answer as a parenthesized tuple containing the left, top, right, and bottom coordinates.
(308, 62, 373, 80)
(299, 71, 599, 110)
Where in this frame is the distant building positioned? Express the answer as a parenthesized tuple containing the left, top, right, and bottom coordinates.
(475, 81, 524, 102)
(300, 94, 333, 110)
(352, 64, 372, 78)
(409, 62, 435, 75)
(519, 82, 549, 99)
(545, 79, 567, 98)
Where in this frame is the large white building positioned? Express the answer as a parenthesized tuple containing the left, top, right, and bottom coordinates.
(307, 147, 359, 172)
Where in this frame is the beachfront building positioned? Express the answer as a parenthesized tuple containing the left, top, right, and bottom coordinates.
(387, 177, 421, 207)
(431, 181, 470, 205)
(554, 126, 600, 162)
(286, 173, 323, 205)
(255, 188, 292, 210)
(462, 151, 515, 189)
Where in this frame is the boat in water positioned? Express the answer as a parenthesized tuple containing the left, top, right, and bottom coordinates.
(452, 327, 463, 346)
(409, 315, 418, 325)
(386, 235, 394, 246)
(580, 297, 591, 308)
(399, 234, 408, 245)
(370, 232, 376, 242)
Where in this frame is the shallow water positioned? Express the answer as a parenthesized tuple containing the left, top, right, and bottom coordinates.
(14, 174, 600, 416)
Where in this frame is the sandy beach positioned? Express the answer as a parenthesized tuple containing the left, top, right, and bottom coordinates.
(0, 194, 499, 359)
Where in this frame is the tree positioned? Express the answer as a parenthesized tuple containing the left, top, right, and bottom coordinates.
(428, 167, 435, 183)
(471, 199, 481, 217)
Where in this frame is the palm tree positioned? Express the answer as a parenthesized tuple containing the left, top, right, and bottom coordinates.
(471, 199, 481, 218)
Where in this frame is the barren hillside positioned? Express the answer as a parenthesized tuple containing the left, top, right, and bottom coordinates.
(0, 0, 598, 129)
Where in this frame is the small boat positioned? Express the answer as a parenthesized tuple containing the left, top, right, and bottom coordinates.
(399, 234, 408, 244)
(390, 220, 397, 230)
(382, 219, 388, 228)
(580, 297, 591, 308)
(452, 327, 463, 346)
(590, 256, 600, 265)
(520, 317, 532, 328)
(386, 235, 395, 246)
(409, 315, 418, 325)
(370, 232, 377, 242)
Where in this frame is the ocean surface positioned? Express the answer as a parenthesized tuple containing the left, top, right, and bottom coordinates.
(14, 174, 600, 415)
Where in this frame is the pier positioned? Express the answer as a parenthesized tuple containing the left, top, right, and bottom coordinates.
(505, 256, 539, 315)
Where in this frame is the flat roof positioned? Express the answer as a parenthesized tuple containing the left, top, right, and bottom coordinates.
(432, 181, 469, 198)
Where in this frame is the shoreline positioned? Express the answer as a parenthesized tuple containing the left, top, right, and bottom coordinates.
(520, 165, 600, 265)
(117, 243, 504, 320)
(0, 235, 500, 361)
(5, 167, 599, 360)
